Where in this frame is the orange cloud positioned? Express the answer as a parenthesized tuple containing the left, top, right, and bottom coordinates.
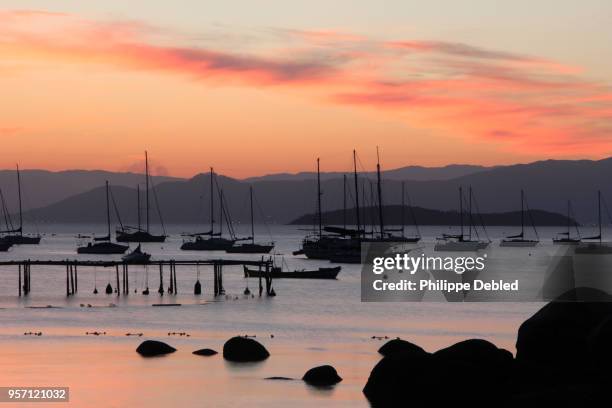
(1, 9, 611, 162)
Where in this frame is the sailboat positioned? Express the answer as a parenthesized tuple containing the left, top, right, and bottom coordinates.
(116, 151, 167, 243)
(77, 181, 129, 254)
(181, 168, 236, 251)
(553, 200, 581, 244)
(575, 191, 612, 254)
(122, 244, 151, 264)
(226, 187, 274, 253)
(0, 239, 11, 252)
(435, 186, 490, 251)
(500, 190, 539, 247)
(0, 165, 41, 245)
(300, 158, 356, 260)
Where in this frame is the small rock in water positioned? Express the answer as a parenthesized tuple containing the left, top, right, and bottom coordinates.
(223, 336, 270, 362)
(302, 365, 343, 386)
(192, 348, 218, 356)
(265, 376, 294, 381)
(136, 340, 176, 357)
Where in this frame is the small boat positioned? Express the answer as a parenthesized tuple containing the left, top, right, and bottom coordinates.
(553, 200, 581, 245)
(243, 265, 341, 279)
(77, 181, 129, 255)
(122, 244, 151, 264)
(500, 190, 539, 247)
(575, 191, 612, 254)
(435, 187, 490, 252)
(0, 165, 41, 245)
(226, 187, 274, 254)
(116, 152, 167, 243)
(181, 168, 236, 251)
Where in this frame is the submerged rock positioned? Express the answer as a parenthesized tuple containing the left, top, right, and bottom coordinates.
(265, 376, 294, 381)
(302, 365, 342, 386)
(378, 338, 427, 358)
(136, 340, 176, 357)
(192, 348, 218, 356)
(223, 336, 270, 362)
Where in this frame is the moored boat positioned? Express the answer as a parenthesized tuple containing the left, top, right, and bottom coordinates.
(243, 265, 341, 279)
(500, 190, 539, 247)
(122, 244, 151, 264)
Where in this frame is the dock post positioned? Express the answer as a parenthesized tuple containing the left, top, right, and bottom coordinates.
(168, 262, 174, 294)
(70, 264, 75, 295)
(158, 263, 164, 295)
(25, 261, 30, 295)
(125, 264, 129, 294)
(115, 265, 120, 296)
(219, 264, 224, 295)
(18, 264, 22, 297)
(66, 263, 70, 297)
(213, 264, 218, 296)
(74, 262, 78, 293)
(264, 262, 271, 296)
(173, 262, 177, 294)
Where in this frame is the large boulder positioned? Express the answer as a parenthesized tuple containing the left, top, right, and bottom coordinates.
(516, 287, 612, 377)
(136, 340, 176, 357)
(192, 348, 218, 356)
(223, 336, 270, 362)
(364, 339, 512, 406)
(302, 365, 342, 386)
(378, 338, 427, 358)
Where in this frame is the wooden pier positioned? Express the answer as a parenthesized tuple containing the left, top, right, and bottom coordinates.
(0, 259, 275, 298)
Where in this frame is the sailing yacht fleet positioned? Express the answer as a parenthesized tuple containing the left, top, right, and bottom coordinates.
(1, 150, 612, 261)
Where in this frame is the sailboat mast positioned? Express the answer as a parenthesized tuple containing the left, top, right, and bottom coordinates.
(16, 164, 23, 235)
(210, 168, 214, 234)
(376, 147, 384, 239)
(459, 187, 463, 239)
(250, 186, 255, 244)
(137, 184, 141, 231)
(401, 181, 405, 237)
(468, 187, 473, 240)
(316, 158, 322, 239)
(520, 189, 524, 237)
(145, 151, 150, 233)
(105, 181, 111, 239)
(353, 150, 361, 237)
(343, 174, 347, 230)
(219, 189, 224, 236)
(567, 200, 571, 237)
(598, 190, 602, 243)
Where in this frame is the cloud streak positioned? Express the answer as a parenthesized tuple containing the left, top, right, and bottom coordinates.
(1, 9, 611, 156)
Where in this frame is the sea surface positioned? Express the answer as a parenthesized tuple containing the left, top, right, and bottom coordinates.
(0, 224, 598, 407)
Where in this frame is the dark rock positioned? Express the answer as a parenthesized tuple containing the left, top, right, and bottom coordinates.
(516, 287, 612, 378)
(265, 376, 294, 381)
(192, 348, 218, 356)
(223, 336, 270, 362)
(302, 365, 342, 386)
(378, 338, 427, 358)
(136, 340, 176, 357)
(587, 316, 612, 373)
(364, 339, 513, 406)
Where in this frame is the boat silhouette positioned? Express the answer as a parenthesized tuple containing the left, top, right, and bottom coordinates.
(122, 244, 151, 264)
(226, 187, 274, 253)
(77, 181, 128, 254)
(0, 165, 41, 245)
(575, 190, 612, 254)
(435, 186, 490, 251)
(116, 151, 167, 243)
(181, 168, 235, 251)
(553, 200, 582, 245)
(500, 189, 539, 247)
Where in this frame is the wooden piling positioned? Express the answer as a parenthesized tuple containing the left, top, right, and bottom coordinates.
(115, 265, 120, 296)
(158, 263, 164, 295)
(18, 264, 22, 297)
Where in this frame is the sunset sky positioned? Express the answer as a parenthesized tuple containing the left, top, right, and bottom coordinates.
(1, 1, 611, 178)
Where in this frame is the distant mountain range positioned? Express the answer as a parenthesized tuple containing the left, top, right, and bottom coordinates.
(7, 157, 612, 226)
(289, 205, 575, 226)
(0, 170, 178, 213)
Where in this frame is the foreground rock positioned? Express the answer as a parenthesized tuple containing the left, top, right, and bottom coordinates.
(378, 338, 427, 358)
(516, 287, 612, 380)
(192, 348, 218, 356)
(302, 365, 342, 386)
(136, 340, 176, 357)
(223, 336, 270, 362)
(364, 338, 512, 406)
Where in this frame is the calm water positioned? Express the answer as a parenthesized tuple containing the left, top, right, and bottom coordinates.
(0, 224, 589, 407)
